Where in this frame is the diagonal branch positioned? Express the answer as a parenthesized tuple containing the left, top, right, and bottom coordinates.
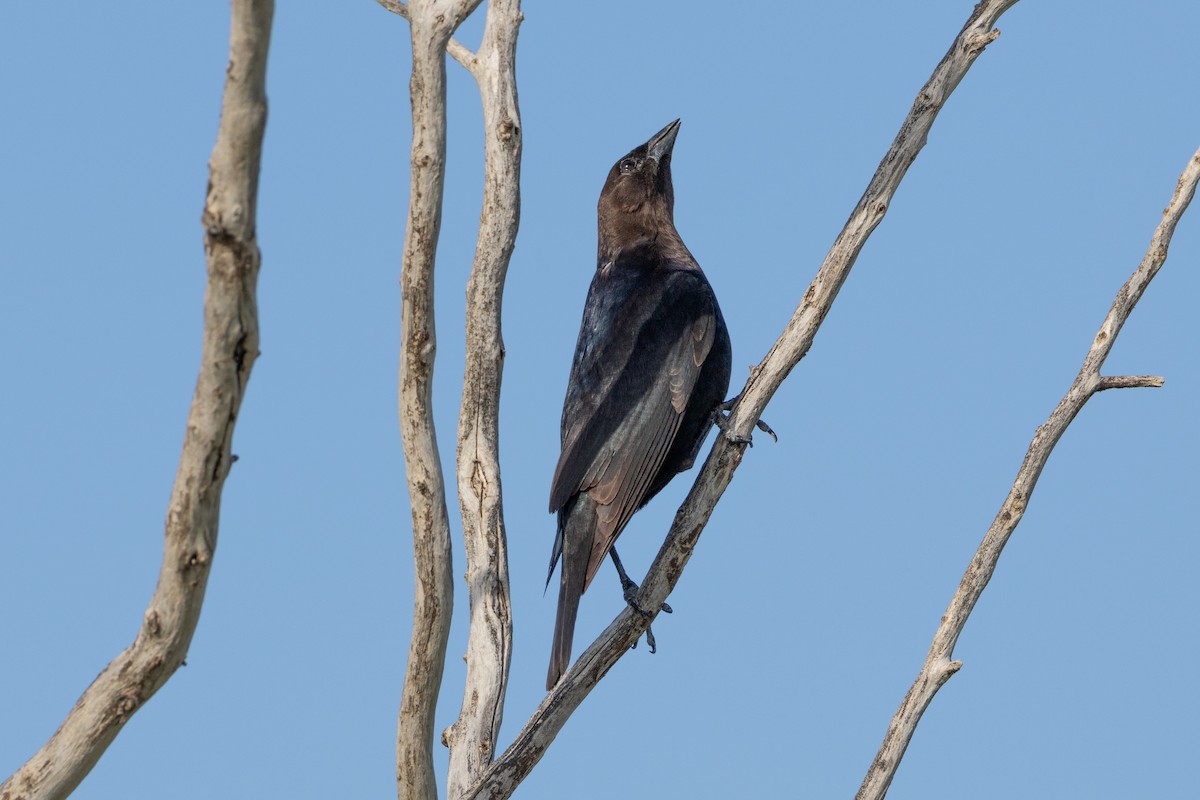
(443, 0, 522, 797)
(391, 2, 482, 800)
(855, 143, 1200, 800)
(462, 1, 1022, 797)
(0, 2, 272, 798)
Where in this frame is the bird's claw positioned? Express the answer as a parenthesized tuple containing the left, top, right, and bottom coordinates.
(618, 573, 670, 655)
(629, 621, 659, 654)
(715, 394, 777, 446)
(619, 574, 672, 616)
(716, 412, 754, 446)
(755, 418, 778, 442)
(609, 548, 669, 655)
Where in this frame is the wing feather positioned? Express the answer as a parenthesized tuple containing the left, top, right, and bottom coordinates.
(550, 266, 719, 588)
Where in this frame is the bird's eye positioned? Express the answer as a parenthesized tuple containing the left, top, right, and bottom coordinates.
(619, 158, 636, 175)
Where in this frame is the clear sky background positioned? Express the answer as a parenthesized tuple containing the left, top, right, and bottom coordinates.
(2, 2, 1197, 798)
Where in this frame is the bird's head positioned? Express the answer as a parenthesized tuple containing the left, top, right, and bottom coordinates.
(597, 119, 681, 254)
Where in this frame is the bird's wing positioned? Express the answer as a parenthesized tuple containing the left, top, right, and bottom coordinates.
(549, 269, 717, 588)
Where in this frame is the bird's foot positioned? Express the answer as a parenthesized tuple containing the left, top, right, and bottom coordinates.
(635, 625, 658, 654)
(755, 417, 778, 441)
(617, 572, 671, 655)
(609, 547, 670, 654)
(715, 394, 778, 446)
(619, 571, 673, 617)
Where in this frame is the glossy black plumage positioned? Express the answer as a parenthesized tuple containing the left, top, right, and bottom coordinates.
(547, 120, 731, 689)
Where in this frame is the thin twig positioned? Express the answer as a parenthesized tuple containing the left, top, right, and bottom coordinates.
(375, 0, 408, 16)
(0, 2, 272, 798)
(855, 144, 1200, 800)
(461, 2, 1022, 798)
(1096, 374, 1164, 391)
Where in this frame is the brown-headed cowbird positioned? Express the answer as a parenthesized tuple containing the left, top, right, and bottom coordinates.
(547, 120, 731, 689)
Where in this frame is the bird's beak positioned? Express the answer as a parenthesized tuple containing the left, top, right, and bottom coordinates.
(647, 119, 681, 162)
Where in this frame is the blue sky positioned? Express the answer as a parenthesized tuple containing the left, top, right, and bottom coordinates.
(2, 2, 1197, 798)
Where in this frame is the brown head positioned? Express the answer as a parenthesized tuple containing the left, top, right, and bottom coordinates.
(597, 119, 683, 261)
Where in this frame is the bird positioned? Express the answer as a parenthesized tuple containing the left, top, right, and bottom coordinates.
(546, 119, 732, 690)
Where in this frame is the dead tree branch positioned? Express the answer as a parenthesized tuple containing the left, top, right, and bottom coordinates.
(376, 0, 479, 72)
(442, 1, 522, 798)
(0, 2, 272, 798)
(391, 2, 483, 800)
(462, 1, 1022, 797)
(855, 144, 1200, 800)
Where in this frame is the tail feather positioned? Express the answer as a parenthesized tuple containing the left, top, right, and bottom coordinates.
(547, 496, 593, 690)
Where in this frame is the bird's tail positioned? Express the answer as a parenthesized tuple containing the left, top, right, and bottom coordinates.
(547, 496, 593, 690)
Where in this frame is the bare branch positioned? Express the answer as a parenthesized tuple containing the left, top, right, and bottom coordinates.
(1096, 374, 1165, 391)
(0, 2, 272, 798)
(443, 1, 522, 797)
(461, 2, 1021, 797)
(376, 0, 479, 74)
(855, 144, 1200, 800)
(392, 2, 483, 800)
(446, 39, 479, 75)
(376, 0, 409, 16)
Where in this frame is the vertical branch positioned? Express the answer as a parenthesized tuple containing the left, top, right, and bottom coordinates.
(444, 1, 522, 797)
(462, 2, 1021, 797)
(390, 2, 482, 800)
(394, 17, 454, 800)
(855, 145, 1200, 800)
(0, 2, 272, 798)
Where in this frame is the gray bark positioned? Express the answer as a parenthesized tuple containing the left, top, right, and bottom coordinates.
(444, 1, 522, 797)
(385, 2, 484, 800)
(379, 2, 522, 797)
(0, 1, 272, 797)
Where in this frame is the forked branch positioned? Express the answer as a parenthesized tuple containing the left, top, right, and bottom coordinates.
(855, 144, 1200, 800)
(376, 0, 479, 73)
(0, 2, 272, 798)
